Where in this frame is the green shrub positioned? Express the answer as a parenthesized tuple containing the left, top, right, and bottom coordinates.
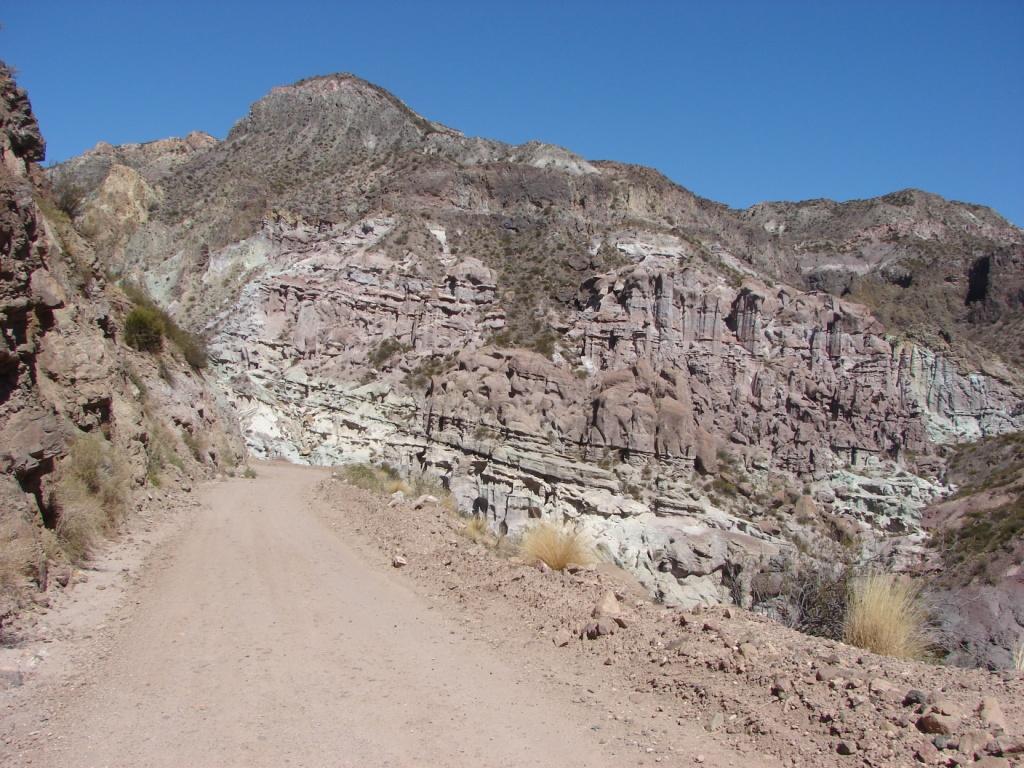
(124, 307, 165, 353)
(367, 337, 410, 369)
(121, 282, 208, 369)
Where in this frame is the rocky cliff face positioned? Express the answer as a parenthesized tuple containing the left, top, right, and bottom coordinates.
(49, 74, 1024, 648)
(0, 63, 242, 625)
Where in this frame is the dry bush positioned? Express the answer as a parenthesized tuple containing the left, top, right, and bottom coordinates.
(182, 430, 207, 463)
(1013, 638, 1024, 672)
(0, 517, 36, 591)
(844, 572, 929, 660)
(144, 419, 184, 486)
(779, 562, 850, 640)
(519, 520, 595, 571)
(55, 433, 130, 561)
(50, 174, 86, 219)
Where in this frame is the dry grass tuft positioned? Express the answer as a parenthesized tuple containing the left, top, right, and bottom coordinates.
(461, 515, 493, 545)
(0, 517, 37, 591)
(55, 433, 130, 562)
(519, 520, 595, 571)
(843, 572, 929, 660)
(1012, 638, 1024, 672)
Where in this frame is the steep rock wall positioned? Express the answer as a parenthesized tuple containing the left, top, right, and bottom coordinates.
(0, 64, 243, 622)
(205, 216, 1022, 606)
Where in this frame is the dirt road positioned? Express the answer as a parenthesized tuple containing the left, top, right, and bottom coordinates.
(13, 463, 661, 768)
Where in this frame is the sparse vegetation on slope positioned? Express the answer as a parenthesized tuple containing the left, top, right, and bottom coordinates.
(54, 433, 130, 561)
(124, 306, 165, 352)
(367, 337, 410, 369)
(928, 431, 1024, 578)
(337, 462, 452, 508)
(338, 463, 409, 495)
(122, 282, 208, 369)
(0, 516, 36, 592)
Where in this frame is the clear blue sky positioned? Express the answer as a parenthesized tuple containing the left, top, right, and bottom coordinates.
(3, 1, 1022, 224)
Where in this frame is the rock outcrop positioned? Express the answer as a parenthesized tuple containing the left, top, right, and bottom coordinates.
(0, 63, 242, 625)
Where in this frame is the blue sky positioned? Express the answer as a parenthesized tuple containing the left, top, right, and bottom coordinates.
(3, 1, 1022, 224)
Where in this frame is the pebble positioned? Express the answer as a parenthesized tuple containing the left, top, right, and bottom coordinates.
(0, 668, 23, 690)
(592, 591, 620, 619)
(771, 676, 793, 700)
(835, 740, 857, 755)
(868, 677, 896, 695)
(972, 758, 1010, 768)
(914, 739, 941, 763)
(903, 689, 928, 708)
(917, 712, 959, 735)
(928, 693, 961, 718)
(979, 696, 1007, 732)
(960, 729, 992, 758)
(411, 494, 438, 509)
(581, 618, 617, 640)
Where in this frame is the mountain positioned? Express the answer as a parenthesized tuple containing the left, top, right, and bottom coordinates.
(44, 73, 1024, 666)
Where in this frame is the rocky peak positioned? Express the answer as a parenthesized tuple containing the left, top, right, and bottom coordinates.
(230, 71, 453, 151)
(51, 131, 219, 195)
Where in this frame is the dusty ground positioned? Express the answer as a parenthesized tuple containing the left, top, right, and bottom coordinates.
(0, 462, 756, 767)
(0, 461, 1020, 767)
(315, 471, 1024, 768)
